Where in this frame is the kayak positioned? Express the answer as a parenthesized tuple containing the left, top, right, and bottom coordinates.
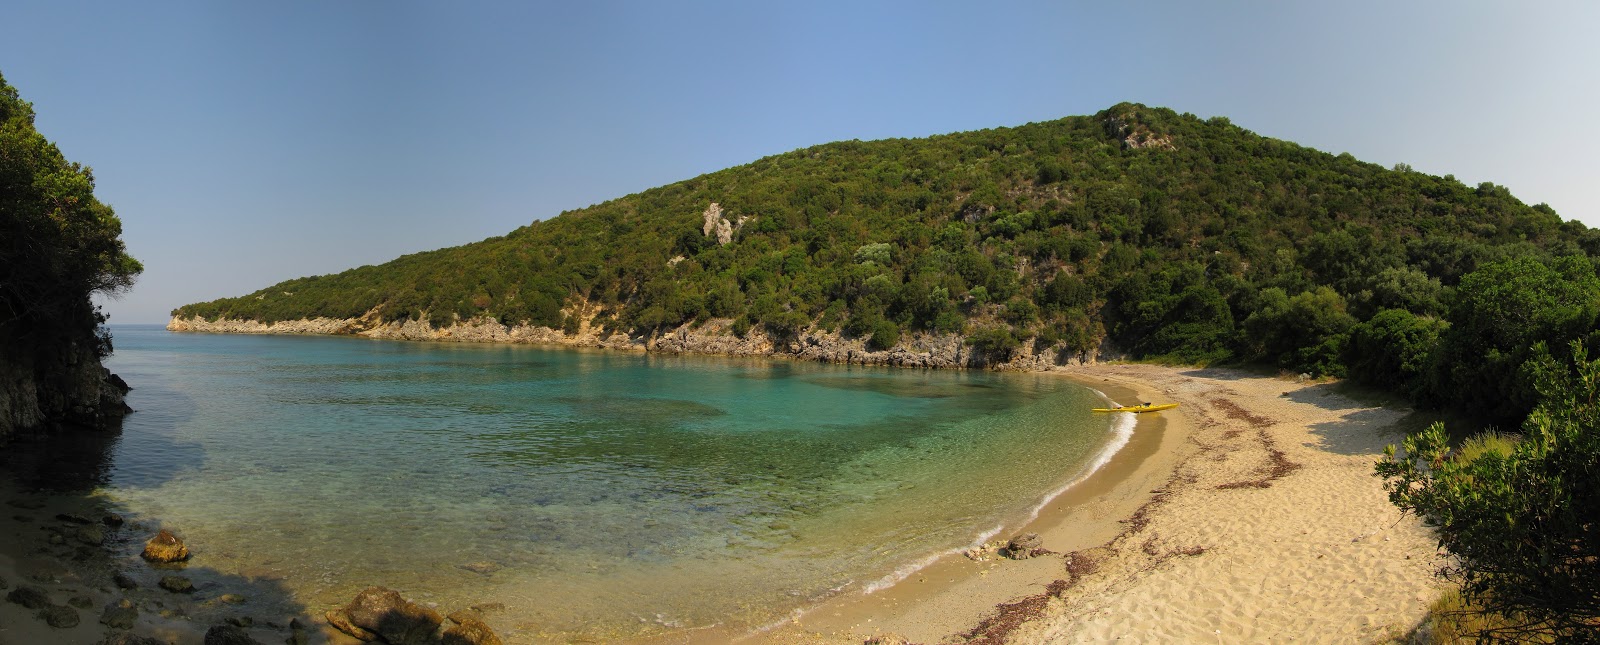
(1091, 402, 1179, 413)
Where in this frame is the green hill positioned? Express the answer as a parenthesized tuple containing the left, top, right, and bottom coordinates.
(174, 103, 1595, 382)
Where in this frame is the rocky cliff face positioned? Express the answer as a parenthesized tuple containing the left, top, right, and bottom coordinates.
(0, 339, 132, 444)
(167, 314, 1122, 371)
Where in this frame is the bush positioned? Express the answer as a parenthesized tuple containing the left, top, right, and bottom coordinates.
(867, 320, 900, 351)
(1378, 342, 1600, 643)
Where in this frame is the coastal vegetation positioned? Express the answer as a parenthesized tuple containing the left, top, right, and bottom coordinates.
(0, 70, 139, 438)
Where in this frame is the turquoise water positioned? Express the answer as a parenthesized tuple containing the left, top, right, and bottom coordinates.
(100, 325, 1119, 641)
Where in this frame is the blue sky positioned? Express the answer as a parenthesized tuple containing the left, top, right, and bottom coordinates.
(3, 1, 1596, 323)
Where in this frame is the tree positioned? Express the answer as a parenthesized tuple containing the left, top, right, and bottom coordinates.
(1377, 342, 1600, 643)
(0, 72, 141, 352)
(1427, 255, 1600, 425)
(1343, 309, 1443, 396)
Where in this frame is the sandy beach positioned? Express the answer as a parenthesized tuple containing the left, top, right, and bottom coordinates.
(756, 363, 1447, 644)
(0, 363, 1447, 644)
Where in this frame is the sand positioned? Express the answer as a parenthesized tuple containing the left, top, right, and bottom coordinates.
(755, 364, 1446, 644)
(0, 363, 1446, 644)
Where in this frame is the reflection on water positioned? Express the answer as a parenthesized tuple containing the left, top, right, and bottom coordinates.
(99, 325, 1113, 642)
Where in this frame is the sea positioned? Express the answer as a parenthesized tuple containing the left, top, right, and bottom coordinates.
(73, 324, 1129, 641)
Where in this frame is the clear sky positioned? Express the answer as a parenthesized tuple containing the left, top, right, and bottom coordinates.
(3, 1, 1596, 324)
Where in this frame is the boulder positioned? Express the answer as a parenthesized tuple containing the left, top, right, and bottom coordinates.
(159, 575, 195, 593)
(204, 624, 264, 645)
(142, 529, 190, 562)
(332, 586, 444, 645)
(1004, 532, 1043, 560)
(6, 585, 51, 609)
(100, 602, 138, 629)
(441, 617, 503, 645)
(37, 604, 81, 628)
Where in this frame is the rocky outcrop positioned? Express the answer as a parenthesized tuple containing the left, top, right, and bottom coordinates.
(141, 529, 191, 563)
(700, 202, 749, 246)
(0, 338, 132, 444)
(169, 313, 1124, 372)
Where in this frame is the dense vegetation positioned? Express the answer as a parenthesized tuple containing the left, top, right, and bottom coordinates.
(178, 104, 1596, 378)
(0, 71, 140, 355)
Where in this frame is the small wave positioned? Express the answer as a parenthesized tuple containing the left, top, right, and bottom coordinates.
(860, 390, 1136, 596)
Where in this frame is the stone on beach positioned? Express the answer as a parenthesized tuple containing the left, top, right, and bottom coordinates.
(159, 575, 195, 593)
(329, 585, 445, 645)
(1004, 532, 1042, 559)
(141, 529, 191, 562)
(6, 584, 51, 609)
(37, 603, 81, 628)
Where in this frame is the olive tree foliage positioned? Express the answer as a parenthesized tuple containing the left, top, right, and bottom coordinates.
(0, 72, 141, 352)
(1378, 342, 1600, 643)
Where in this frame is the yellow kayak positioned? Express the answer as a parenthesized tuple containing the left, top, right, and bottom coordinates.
(1091, 402, 1179, 413)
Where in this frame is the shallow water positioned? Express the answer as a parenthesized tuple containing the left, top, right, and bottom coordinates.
(98, 325, 1119, 640)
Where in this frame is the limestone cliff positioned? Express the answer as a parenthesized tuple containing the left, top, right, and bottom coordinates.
(166, 313, 1121, 371)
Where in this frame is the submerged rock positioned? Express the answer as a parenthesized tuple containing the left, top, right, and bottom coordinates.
(457, 561, 501, 575)
(142, 529, 191, 562)
(69, 595, 94, 608)
(204, 624, 264, 645)
(442, 616, 503, 645)
(159, 575, 195, 593)
(6, 584, 51, 609)
(76, 524, 106, 546)
(100, 602, 138, 629)
(96, 635, 167, 645)
(113, 572, 139, 589)
(37, 604, 81, 628)
(330, 586, 444, 645)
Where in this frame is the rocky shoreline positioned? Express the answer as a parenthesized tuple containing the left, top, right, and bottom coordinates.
(166, 315, 1120, 372)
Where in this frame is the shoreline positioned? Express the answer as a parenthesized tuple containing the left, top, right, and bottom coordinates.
(741, 364, 1446, 644)
(1, 338, 1447, 644)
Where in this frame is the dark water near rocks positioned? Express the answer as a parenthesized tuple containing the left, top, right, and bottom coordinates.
(95, 325, 1121, 641)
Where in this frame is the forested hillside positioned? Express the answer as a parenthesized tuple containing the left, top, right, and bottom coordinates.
(175, 103, 1598, 424)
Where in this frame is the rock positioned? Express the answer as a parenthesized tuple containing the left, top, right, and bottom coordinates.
(6, 585, 51, 609)
(100, 602, 138, 629)
(332, 586, 444, 645)
(284, 628, 310, 645)
(441, 616, 503, 645)
(159, 575, 195, 593)
(468, 602, 505, 614)
(102, 513, 125, 527)
(37, 604, 81, 628)
(142, 529, 191, 562)
(113, 572, 139, 589)
(48, 532, 66, 545)
(0, 573, 7, 589)
(325, 609, 378, 641)
(220, 593, 247, 604)
(204, 624, 265, 645)
(457, 561, 501, 575)
(96, 635, 168, 645)
(56, 512, 93, 524)
(69, 595, 94, 608)
(76, 524, 106, 546)
(1004, 532, 1042, 559)
(227, 615, 254, 628)
(288, 617, 305, 630)
(863, 634, 910, 645)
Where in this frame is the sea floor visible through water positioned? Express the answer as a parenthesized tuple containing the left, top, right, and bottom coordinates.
(6, 325, 1134, 642)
